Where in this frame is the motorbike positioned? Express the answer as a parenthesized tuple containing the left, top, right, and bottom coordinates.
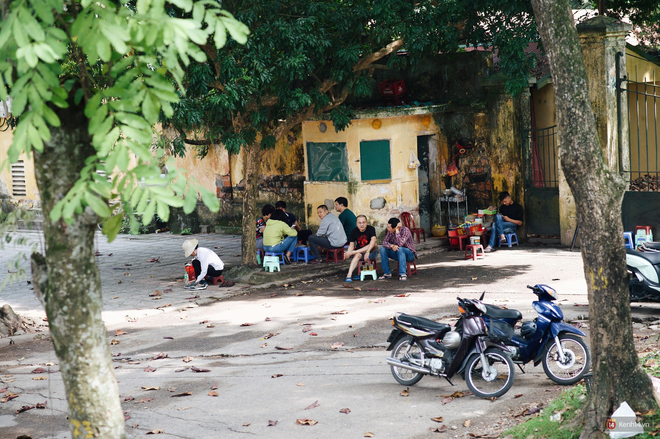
(385, 297, 515, 398)
(627, 241, 660, 301)
(480, 284, 591, 385)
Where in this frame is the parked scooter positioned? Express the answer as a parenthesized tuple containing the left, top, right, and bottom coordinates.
(627, 241, 660, 301)
(385, 297, 515, 398)
(480, 284, 591, 385)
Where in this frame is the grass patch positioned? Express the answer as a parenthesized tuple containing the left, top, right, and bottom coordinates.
(502, 385, 586, 439)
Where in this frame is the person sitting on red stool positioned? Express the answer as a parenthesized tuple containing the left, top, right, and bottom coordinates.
(182, 239, 224, 290)
(343, 215, 378, 282)
(379, 218, 417, 281)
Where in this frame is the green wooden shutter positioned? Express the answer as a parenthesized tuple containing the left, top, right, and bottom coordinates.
(307, 142, 349, 181)
(360, 140, 391, 181)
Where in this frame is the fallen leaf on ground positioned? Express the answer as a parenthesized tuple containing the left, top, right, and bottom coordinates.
(171, 392, 193, 397)
(123, 412, 131, 421)
(265, 317, 271, 321)
(32, 376, 47, 381)
(156, 304, 171, 310)
(310, 332, 318, 336)
(400, 387, 410, 397)
(296, 418, 318, 426)
(270, 293, 277, 297)
(16, 405, 34, 413)
(264, 333, 280, 339)
(295, 292, 304, 296)
(364, 433, 375, 438)
(331, 310, 348, 315)
(296, 382, 305, 387)
(394, 293, 411, 297)
(146, 257, 161, 263)
(151, 353, 168, 360)
(514, 394, 523, 398)
(36, 401, 47, 409)
(144, 366, 156, 373)
(211, 383, 218, 390)
(116, 330, 128, 336)
(191, 366, 210, 373)
(331, 342, 344, 349)
(268, 420, 278, 426)
(1, 392, 19, 403)
(431, 416, 444, 423)
(150, 291, 162, 297)
(209, 391, 219, 397)
(207, 324, 215, 328)
(199, 321, 209, 325)
(167, 388, 176, 392)
(242, 422, 250, 426)
(177, 407, 192, 411)
(464, 420, 471, 427)
(271, 374, 284, 378)
(163, 337, 174, 340)
(275, 346, 293, 350)
(137, 398, 153, 403)
(517, 404, 543, 417)
(146, 429, 163, 434)
(183, 356, 193, 363)
(430, 425, 448, 433)
(488, 397, 497, 402)
(152, 296, 162, 300)
(112, 296, 120, 299)
(373, 299, 386, 303)
(302, 325, 312, 333)
(110, 339, 120, 345)
(353, 287, 361, 291)
(259, 343, 267, 348)
(304, 400, 320, 410)
(241, 323, 256, 326)
(124, 396, 135, 401)
(141, 386, 160, 391)
(441, 397, 452, 405)
(175, 368, 189, 373)
(340, 408, 351, 414)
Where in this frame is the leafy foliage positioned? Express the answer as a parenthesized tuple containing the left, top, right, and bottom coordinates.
(0, 0, 249, 241)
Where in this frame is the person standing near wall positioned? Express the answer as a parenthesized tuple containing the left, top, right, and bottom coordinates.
(334, 197, 357, 237)
(308, 205, 347, 264)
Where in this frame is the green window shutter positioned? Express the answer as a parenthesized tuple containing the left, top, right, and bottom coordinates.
(360, 140, 391, 181)
(307, 142, 349, 181)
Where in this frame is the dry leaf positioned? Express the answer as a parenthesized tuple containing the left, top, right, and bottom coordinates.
(400, 387, 410, 397)
(353, 287, 361, 291)
(32, 376, 47, 381)
(259, 343, 268, 348)
(395, 293, 411, 297)
(144, 366, 157, 373)
(241, 323, 256, 327)
(441, 397, 452, 405)
(296, 382, 306, 387)
(116, 330, 128, 336)
(156, 304, 171, 310)
(177, 407, 192, 411)
(464, 420, 471, 427)
(295, 292, 304, 296)
(151, 353, 168, 360)
(275, 346, 293, 350)
(340, 408, 351, 414)
(183, 356, 193, 363)
(302, 325, 312, 333)
(16, 405, 34, 414)
(431, 416, 444, 423)
(331, 342, 344, 349)
(296, 418, 318, 426)
(124, 396, 135, 401)
(304, 400, 320, 410)
(138, 398, 153, 403)
(373, 299, 386, 303)
(430, 425, 448, 433)
(171, 392, 193, 397)
(199, 320, 209, 325)
(264, 332, 280, 339)
(206, 324, 215, 328)
(149, 291, 162, 297)
(141, 386, 160, 391)
(1, 392, 19, 403)
(310, 332, 319, 336)
(123, 412, 131, 421)
(271, 374, 284, 378)
(146, 430, 163, 434)
(211, 383, 218, 390)
(364, 433, 375, 438)
(265, 317, 271, 321)
(110, 339, 120, 345)
(112, 296, 120, 299)
(514, 394, 523, 398)
(331, 310, 348, 315)
(242, 422, 250, 426)
(208, 391, 219, 397)
(191, 366, 210, 373)
(152, 296, 162, 300)
(268, 420, 278, 427)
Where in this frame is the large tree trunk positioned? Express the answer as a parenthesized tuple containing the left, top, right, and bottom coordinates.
(530, 1, 657, 437)
(31, 103, 126, 438)
(241, 141, 262, 266)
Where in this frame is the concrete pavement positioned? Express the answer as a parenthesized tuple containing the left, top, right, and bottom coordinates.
(0, 231, 637, 439)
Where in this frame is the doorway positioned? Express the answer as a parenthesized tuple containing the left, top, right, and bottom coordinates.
(417, 135, 433, 230)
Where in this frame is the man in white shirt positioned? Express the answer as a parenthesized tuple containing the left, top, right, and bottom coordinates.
(182, 239, 224, 290)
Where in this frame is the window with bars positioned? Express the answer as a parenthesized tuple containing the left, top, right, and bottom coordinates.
(11, 160, 26, 197)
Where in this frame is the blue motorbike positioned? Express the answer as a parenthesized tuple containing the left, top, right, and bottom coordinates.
(480, 284, 591, 385)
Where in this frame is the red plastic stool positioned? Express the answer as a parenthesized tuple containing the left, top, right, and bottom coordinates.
(636, 226, 652, 235)
(357, 259, 377, 275)
(207, 275, 225, 285)
(395, 260, 417, 276)
(325, 248, 345, 263)
(465, 244, 485, 260)
(448, 230, 469, 251)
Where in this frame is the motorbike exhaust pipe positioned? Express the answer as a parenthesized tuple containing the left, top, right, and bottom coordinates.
(386, 357, 430, 374)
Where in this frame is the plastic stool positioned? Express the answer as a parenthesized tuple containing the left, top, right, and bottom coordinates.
(325, 248, 345, 263)
(263, 256, 281, 272)
(357, 259, 377, 275)
(207, 275, 225, 285)
(498, 232, 519, 248)
(265, 252, 286, 265)
(635, 226, 653, 240)
(624, 232, 634, 249)
(448, 230, 469, 251)
(465, 244, 485, 260)
(256, 249, 265, 265)
(360, 269, 377, 281)
(395, 260, 417, 276)
(294, 246, 313, 263)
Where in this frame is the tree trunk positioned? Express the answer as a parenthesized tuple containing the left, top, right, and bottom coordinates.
(530, 0, 657, 437)
(31, 103, 126, 439)
(241, 141, 262, 266)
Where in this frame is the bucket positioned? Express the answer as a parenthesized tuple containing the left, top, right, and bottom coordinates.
(469, 236, 481, 245)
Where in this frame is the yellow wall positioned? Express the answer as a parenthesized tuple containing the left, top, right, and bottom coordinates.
(0, 128, 40, 203)
(302, 114, 440, 232)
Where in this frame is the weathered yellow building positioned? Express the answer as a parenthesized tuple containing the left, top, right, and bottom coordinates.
(0, 128, 40, 208)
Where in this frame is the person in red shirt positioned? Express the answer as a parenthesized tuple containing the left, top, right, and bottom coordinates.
(379, 218, 417, 281)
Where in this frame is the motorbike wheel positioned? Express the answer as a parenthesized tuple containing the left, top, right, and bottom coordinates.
(542, 333, 591, 385)
(465, 348, 515, 398)
(390, 337, 425, 386)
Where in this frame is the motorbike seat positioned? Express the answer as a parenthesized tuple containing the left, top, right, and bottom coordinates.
(484, 304, 522, 320)
(397, 314, 451, 333)
(627, 248, 660, 265)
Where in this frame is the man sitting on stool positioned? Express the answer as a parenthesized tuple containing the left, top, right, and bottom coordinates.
(183, 239, 224, 290)
(484, 191, 523, 252)
(343, 214, 378, 282)
(379, 218, 416, 281)
(308, 204, 347, 263)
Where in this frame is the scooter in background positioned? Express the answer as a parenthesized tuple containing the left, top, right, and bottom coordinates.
(627, 242, 660, 301)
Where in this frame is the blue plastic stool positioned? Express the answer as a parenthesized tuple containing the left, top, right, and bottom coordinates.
(263, 256, 281, 272)
(294, 246, 314, 263)
(265, 252, 286, 265)
(256, 249, 265, 265)
(498, 232, 519, 248)
(624, 232, 634, 249)
(360, 269, 377, 281)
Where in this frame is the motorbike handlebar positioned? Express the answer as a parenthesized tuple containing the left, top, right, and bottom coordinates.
(526, 285, 535, 290)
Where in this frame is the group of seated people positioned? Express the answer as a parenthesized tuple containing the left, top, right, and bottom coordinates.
(256, 198, 417, 281)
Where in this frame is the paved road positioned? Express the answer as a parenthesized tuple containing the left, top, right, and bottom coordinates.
(0, 233, 652, 439)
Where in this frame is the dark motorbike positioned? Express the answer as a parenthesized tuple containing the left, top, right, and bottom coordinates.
(481, 284, 591, 385)
(385, 297, 515, 398)
(627, 241, 660, 301)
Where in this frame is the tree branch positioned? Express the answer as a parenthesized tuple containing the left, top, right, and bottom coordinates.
(183, 138, 214, 146)
(353, 38, 404, 72)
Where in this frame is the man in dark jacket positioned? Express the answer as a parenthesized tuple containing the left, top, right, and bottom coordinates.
(484, 191, 523, 252)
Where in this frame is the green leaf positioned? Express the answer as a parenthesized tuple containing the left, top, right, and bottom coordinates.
(214, 21, 227, 49)
(42, 105, 60, 127)
(198, 185, 219, 212)
(84, 192, 112, 218)
(97, 126, 120, 157)
(142, 198, 156, 225)
(222, 16, 250, 45)
(97, 37, 111, 62)
(27, 123, 44, 152)
(102, 213, 123, 243)
(156, 199, 169, 222)
(141, 93, 159, 125)
(183, 188, 197, 214)
(49, 199, 64, 221)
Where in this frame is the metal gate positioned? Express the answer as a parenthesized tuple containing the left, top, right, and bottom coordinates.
(524, 125, 560, 236)
(617, 53, 660, 233)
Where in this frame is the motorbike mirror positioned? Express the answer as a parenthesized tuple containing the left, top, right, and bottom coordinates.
(479, 291, 485, 300)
